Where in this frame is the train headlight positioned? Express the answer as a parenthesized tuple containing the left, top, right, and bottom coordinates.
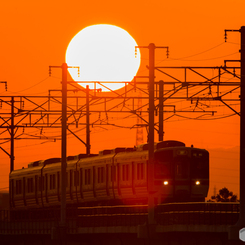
(195, 180, 200, 185)
(163, 181, 168, 185)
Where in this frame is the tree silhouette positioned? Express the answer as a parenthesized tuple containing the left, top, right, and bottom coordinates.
(210, 187, 238, 202)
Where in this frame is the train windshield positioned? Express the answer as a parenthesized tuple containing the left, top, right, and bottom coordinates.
(154, 150, 173, 178)
(174, 156, 189, 179)
(191, 150, 209, 179)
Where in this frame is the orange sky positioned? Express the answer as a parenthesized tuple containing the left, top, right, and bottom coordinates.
(0, 0, 244, 199)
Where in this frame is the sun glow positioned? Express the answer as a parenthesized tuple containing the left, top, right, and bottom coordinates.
(65, 24, 141, 92)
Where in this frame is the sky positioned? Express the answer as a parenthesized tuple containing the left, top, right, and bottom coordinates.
(0, 0, 244, 199)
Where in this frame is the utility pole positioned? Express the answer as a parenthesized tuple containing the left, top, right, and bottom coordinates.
(240, 25, 245, 227)
(61, 62, 68, 230)
(159, 80, 164, 141)
(86, 85, 90, 155)
(227, 26, 245, 241)
(49, 63, 70, 240)
(148, 43, 155, 225)
(10, 96, 14, 172)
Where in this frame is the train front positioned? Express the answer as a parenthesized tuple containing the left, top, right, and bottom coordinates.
(153, 142, 209, 202)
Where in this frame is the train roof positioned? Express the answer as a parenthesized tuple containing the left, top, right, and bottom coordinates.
(25, 140, 188, 169)
(136, 140, 185, 151)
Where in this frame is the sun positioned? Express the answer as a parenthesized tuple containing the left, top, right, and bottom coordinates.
(65, 24, 141, 92)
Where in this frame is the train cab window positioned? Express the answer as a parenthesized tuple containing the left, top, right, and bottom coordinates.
(27, 178, 34, 193)
(16, 180, 22, 195)
(175, 159, 188, 179)
(74, 170, 79, 186)
(154, 150, 173, 179)
(191, 151, 209, 179)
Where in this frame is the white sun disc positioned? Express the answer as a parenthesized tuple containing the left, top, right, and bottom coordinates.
(65, 24, 141, 92)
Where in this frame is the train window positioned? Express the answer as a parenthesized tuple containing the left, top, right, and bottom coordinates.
(86, 169, 88, 185)
(45, 174, 48, 192)
(98, 167, 101, 183)
(74, 170, 79, 186)
(50, 174, 56, 190)
(85, 169, 91, 185)
(57, 172, 60, 191)
(16, 180, 22, 195)
(126, 165, 129, 181)
(80, 169, 83, 187)
(50, 175, 52, 189)
(35, 175, 38, 194)
(122, 165, 125, 181)
(27, 178, 34, 193)
(88, 169, 91, 184)
(97, 167, 105, 183)
(137, 163, 144, 180)
(39, 176, 45, 192)
(66, 172, 68, 188)
(53, 174, 56, 189)
(111, 166, 117, 182)
(70, 170, 73, 188)
(101, 167, 104, 183)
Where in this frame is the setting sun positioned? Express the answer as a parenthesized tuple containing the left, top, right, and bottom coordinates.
(65, 24, 141, 92)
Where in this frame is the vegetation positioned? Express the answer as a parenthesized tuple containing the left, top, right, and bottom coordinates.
(209, 187, 238, 202)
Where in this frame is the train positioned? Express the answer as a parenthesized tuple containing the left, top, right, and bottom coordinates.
(9, 140, 209, 210)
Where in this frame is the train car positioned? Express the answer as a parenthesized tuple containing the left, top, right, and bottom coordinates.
(9, 140, 209, 210)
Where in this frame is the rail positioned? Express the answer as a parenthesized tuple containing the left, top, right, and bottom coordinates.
(0, 202, 240, 234)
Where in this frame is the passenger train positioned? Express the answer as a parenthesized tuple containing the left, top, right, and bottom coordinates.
(9, 140, 209, 210)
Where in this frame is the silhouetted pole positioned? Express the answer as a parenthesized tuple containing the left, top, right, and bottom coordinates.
(148, 43, 155, 225)
(10, 96, 14, 172)
(159, 80, 164, 141)
(239, 26, 245, 225)
(61, 62, 68, 227)
(86, 85, 90, 155)
(228, 26, 245, 240)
